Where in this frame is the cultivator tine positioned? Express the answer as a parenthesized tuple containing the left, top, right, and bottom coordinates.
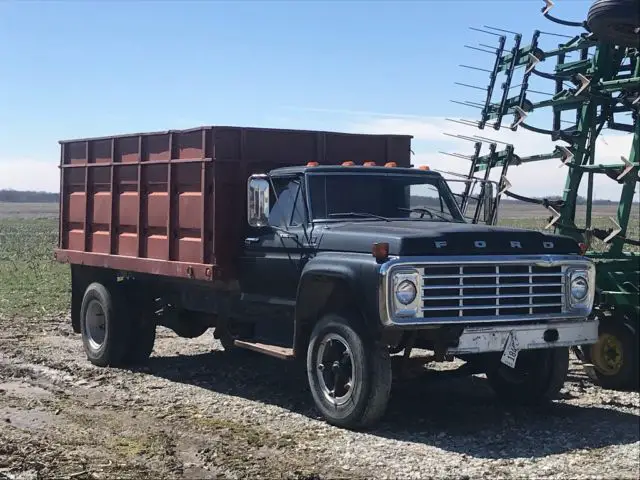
(460, 64, 493, 74)
(445, 118, 481, 128)
(511, 106, 529, 128)
(439, 151, 474, 160)
(455, 82, 489, 92)
(499, 176, 512, 194)
(616, 156, 635, 180)
(541, 0, 554, 15)
(469, 27, 504, 37)
(557, 146, 574, 167)
(544, 206, 561, 229)
(450, 100, 483, 109)
(574, 74, 591, 96)
(525, 53, 541, 74)
(603, 218, 622, 243)
(465, 45, 496, 55)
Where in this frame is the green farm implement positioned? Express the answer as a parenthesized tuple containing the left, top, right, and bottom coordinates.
(442, 0, 639, 389)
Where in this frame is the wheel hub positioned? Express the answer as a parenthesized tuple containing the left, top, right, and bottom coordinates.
(85, 299, 106, 350)
(591, 333, 623, 375)
(316, 333, 356, 406)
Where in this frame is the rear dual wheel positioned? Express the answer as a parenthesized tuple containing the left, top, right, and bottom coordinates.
(80, 281, 156, 367)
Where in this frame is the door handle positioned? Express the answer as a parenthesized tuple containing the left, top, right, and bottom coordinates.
(244, 237, 259, 245)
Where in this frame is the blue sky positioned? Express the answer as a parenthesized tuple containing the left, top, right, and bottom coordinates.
(1, 0, 634, 200)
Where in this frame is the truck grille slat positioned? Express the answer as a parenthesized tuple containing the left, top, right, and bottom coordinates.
(422, 302, 563, 312)
(421, 263, 564, 319)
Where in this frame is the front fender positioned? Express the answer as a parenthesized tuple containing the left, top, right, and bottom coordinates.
(293, 252, 383, 354)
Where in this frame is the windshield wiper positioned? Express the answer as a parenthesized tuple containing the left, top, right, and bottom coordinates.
(328, 212, 391, 222)
(398, 206, 460, 222)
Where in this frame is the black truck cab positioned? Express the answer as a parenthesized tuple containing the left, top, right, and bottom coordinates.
(225, 164, 598, 428)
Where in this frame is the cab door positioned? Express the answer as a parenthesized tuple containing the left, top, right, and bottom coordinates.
(237, 175, 310, 304)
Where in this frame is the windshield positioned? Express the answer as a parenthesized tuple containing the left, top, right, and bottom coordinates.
(307, 172, 464, 223)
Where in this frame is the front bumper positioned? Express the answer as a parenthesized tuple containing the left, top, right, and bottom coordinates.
(446, 318, 599, 355)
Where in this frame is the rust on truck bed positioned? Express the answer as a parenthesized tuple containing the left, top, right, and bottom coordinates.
(54, 125, 413, 281)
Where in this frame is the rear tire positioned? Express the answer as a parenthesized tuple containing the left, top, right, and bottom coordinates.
(79, 282, 128, 367)
(80, 281, 156, 367)
(587, 0, 640, 48)
(486, 347, 569, 405)
(306, 313, 392, 429)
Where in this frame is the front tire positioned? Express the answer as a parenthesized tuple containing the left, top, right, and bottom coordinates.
(486, 347, 569, 405)
(306, 313, 392, 429)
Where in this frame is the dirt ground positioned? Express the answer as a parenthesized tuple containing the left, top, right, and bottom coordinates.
(0, 311, 639, 480)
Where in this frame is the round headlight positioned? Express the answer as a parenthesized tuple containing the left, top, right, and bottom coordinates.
(395, 280, 417, 305)
(570, 276, 588, 301)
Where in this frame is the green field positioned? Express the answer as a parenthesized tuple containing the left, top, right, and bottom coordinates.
(0, 202, 638, 319)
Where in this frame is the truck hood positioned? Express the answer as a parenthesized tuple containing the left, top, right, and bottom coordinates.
(311, 220, 579, 256)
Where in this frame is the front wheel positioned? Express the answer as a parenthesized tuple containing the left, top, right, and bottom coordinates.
(306, 313, 392, 429)
(486, 347, 569, 405)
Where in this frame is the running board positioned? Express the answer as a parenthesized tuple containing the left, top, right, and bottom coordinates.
(233, 340, 295, 360)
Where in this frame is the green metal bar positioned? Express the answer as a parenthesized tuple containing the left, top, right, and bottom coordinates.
(610, 114, 640, 255)
(597, 77, 640, 93)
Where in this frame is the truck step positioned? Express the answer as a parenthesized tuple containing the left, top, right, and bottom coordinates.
(233, 340, 295, 360)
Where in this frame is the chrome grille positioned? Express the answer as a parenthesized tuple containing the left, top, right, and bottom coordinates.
(421, 263, 565, 318)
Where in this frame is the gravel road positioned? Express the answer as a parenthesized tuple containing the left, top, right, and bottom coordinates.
(1, 313, 638, 479)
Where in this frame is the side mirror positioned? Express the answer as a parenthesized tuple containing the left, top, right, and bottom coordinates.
(483, 182, 495, 224)
(247, 176, 270, 227)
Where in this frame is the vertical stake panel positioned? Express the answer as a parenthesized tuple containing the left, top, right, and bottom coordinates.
(58, 143, 66, 249)
(167, 132, 175, 262)
(83, 141, 90, 252)
(109, 137, 116, 255)
(200, 128, 207, 264)
(136, 136, 144, 258)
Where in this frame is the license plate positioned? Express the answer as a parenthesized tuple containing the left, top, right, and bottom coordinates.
(500, 331, 520, 368)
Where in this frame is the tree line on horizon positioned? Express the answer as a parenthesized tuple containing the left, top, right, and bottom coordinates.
(0, 189, 633, 205)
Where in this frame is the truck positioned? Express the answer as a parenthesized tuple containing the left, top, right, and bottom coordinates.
(54, 125, 599, 429)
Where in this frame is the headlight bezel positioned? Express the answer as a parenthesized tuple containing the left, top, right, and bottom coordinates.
(391, 269, 422, 317)
(566, 267, 595, 310)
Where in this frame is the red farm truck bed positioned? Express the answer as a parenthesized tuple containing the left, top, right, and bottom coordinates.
(54, 125, 413, 281)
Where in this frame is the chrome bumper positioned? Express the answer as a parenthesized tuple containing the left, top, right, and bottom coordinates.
(446, 318, 599, 355)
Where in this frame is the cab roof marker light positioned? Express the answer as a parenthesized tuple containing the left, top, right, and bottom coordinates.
(384, 162, 398, 167)
(342, 161, 355, 166)
(363, 161, 377, 166)
(418, 165, 430, 170)
(307, 162, 319, 167)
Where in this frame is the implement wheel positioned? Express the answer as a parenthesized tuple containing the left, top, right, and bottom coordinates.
(587, 0, 640, 48)
(583, 316, 639, 390)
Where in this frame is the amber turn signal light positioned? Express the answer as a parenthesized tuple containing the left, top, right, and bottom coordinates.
(578, 242, 588, 255)
(372, 242, 389, 261)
